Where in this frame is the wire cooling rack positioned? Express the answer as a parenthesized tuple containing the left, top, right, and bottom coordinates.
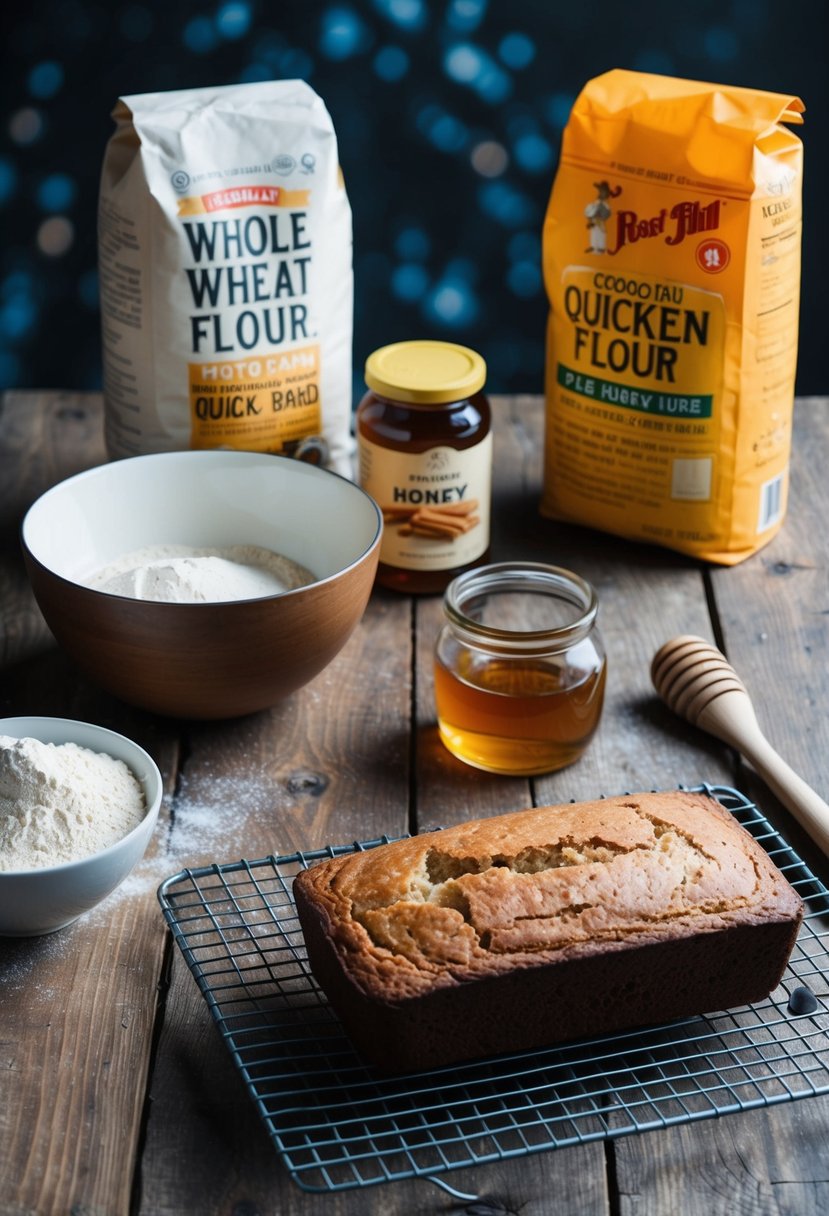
(157, 784, 829, 1194)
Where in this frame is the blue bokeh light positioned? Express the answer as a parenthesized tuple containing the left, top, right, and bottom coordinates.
(373, 45, 409, 81)
(182, 16, 219, 54)
(2, 272, 34, 301)
(544, 92, 575, 130)
(429, 113, 468, 153)
(444, 257, 478, 285)
(446, 0, 487, 33)
(0, 278, 37, 345)
(394, 226, 431, 260)
(36, 174, 77, 213)
(320, 7, 371, 60)
(28, 61, 64, 100)
(498, 32, 535, 71)
(252, 32, 286, 65)
(424, 276, 478, 327)
(373, 0, 427, 32)
(77, 269, 99, 311)
(0, 295, 38, 341)
(444, 43, 511, 104)
(0, 159, 18, 205)
(216, 2, 252, 40)
(238, 62, 272, 83)
(391, 263, 429, 302)
(278, 48, 314, 78)
(478, 180, 536, 228)
(445, 43, 482, 84)
(507, 231, 540, 261)
(507, 260, 541, 298)
(416, 104, 469, 153)
(513, 132, 553, 174)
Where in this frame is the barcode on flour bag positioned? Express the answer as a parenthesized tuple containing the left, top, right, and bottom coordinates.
(99, 81, 353, 475)
(758, 474, 785, 533)
(540, 70, 805, 564)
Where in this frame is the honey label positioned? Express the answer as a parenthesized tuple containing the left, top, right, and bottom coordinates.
(359, 436, 492, 570)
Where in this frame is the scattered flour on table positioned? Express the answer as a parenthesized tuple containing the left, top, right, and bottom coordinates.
(86, 543, 315, 603)
(100, 768, 292, 908)
(0, 735, 146, 871)
(0, 927, 73, 997)
(0, 764, 286, 995)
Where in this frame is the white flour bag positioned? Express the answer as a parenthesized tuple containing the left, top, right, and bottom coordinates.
(99, 81, 353, 474)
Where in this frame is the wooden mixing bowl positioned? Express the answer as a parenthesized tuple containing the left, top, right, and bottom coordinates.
(21, 452, 382, 718)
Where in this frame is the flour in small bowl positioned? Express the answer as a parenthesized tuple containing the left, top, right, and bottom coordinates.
(0, 735, 146, 872)
(86, 544, 315, 604)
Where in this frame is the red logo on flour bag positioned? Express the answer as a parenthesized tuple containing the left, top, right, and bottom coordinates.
(695, 238, 731, 273)
(586, 179, 723, 254)
(177, 185, 311, 215)
(612, 199, 722, 253)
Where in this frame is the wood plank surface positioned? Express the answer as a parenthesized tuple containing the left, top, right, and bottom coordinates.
(413, 395, 737, 1214)
(0, 392, 179, 1216)
(138, 593, 417, 1216)
(1, 390, 828, 1215)
(610, 396, 829, 1216)
(412, 396, 610, 1213)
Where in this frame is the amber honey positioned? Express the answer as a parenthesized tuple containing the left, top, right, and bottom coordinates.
(435, 653, 606, 775)
(433, 562, 607, 775)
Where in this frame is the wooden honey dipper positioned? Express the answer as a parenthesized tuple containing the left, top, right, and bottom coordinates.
(651, 635, 829, 858)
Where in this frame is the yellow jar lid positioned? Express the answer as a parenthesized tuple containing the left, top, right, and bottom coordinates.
(364, 340, 486, 405)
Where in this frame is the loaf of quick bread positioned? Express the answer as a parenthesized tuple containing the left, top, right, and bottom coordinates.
(293, 791, 803, 1073)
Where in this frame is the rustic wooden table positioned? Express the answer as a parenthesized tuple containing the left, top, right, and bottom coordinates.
(1, 390, 828, 1215)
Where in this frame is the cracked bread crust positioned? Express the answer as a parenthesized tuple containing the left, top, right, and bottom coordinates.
(294, 792, 803, 1072)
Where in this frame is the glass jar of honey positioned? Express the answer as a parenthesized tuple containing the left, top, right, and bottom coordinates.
(356, 340, 492, 594)
(434, 562, 607, 775)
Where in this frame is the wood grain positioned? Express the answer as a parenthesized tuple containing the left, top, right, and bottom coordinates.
(610, 396, 829, 1216)
(2, 391, 828, 1215)
(416, 397, 545, 825)
(0, 391, 106, 673)
(0, 392, 180, 1216)
(138, 593, 414, 1214)
(710, 397, 829, 870)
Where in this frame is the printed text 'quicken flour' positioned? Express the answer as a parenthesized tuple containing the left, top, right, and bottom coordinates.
(99, 81, 353, 474)
(541, 70, 804, 564)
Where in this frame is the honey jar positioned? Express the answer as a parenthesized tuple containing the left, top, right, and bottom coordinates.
(434, 562, 607, 775)
(356, 340, 492, 593)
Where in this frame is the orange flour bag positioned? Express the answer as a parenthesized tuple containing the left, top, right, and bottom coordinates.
(541, 70, 805, 563)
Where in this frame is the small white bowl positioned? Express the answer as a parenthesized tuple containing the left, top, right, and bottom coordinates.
(0, 717, 163, 936)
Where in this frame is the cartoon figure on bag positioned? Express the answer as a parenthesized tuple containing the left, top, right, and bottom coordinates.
(585, 180, 622, 253)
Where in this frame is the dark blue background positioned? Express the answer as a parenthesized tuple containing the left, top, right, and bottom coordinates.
(1, 1, 824, 400)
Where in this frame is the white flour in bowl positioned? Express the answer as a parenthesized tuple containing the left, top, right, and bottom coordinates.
(0, 736, 146, 871)
(86, 543, 315, 603)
